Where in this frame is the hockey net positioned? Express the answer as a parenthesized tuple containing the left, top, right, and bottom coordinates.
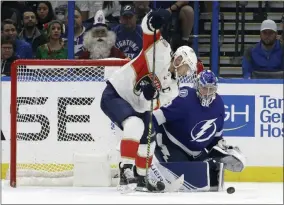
(8, 59, 196, 187)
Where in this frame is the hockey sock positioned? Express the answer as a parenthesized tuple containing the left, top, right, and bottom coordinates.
(120, 117, 144, 165)
(135, 141, 156, 176)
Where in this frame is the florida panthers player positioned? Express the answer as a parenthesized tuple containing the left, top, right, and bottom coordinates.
(152, 70, 246, 191)
(100, 9, 198, 192)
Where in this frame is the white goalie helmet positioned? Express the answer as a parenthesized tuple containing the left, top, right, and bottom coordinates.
(173, 46, 198, 74)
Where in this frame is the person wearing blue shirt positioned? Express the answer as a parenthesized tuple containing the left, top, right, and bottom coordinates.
(112, 5, 142, 59)
(242, 19, 284, 78)
(2, 19, 33, 59)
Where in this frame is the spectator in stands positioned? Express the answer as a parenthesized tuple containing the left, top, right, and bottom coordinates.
(1, 19, 33, 59)
(152, 1, 194, 51)
(18, 9, 47, 57)
(242, 19, 284, 79)
(112, 5, 142, 59)
(79, 10, 126, 59)
(1, 35, 18, 76)
(133, 1, 150, 25)
(51, 1, 90, 21)
(36, 20, 67, 59)
(103, 1, 121, 28)
(36, 1, 56, 30)
(63, 6, 88, 58)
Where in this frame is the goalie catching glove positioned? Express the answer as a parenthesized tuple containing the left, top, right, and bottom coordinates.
(206, 139, 246, 172)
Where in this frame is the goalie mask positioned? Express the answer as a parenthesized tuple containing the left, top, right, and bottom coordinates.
(172, 46, 198, 85)
(196, 70, 218, 107)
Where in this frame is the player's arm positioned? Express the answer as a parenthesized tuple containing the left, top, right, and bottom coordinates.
(153, 87, 189, 126)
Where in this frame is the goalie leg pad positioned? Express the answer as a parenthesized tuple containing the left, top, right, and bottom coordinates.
(150, 161, 224, 192)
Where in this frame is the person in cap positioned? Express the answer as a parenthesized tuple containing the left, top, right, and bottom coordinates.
(112, 5, 143, 59)
(79, 10, 126, 59)
(242, 19, 284, 78)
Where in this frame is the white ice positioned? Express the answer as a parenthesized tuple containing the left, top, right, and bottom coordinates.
(2, 181, 283, 204)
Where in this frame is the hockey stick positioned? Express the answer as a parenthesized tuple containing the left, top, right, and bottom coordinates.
(145, 29, 157, 184)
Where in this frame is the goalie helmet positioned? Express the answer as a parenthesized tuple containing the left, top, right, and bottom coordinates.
(196, 70, 218, 107)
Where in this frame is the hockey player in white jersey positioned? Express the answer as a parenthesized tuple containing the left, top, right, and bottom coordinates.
(100, 9, 198, 192)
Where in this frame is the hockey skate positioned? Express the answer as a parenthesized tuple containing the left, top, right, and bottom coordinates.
(134, 166, 165, 192)
(117, 163, 137, 193)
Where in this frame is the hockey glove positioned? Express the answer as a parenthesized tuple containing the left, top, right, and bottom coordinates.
(207, 139, 246, 172)
(148, 9, 171, 30)
(142, 83, 159, 101)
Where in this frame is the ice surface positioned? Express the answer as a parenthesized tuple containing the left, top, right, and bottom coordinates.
(2, 181, 283, 204)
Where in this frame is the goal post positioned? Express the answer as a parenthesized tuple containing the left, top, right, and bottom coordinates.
(9, 59, 129, 187)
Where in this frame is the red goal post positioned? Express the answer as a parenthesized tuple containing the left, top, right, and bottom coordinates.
(10, 59, 129, 187)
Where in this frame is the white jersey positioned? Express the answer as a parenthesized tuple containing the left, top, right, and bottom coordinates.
(108, 13, 179, 113)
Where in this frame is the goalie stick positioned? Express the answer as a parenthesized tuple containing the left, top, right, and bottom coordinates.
(120, 174, 184, 194)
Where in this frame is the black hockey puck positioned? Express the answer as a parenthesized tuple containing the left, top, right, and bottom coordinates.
(227, 187, 235, 194)
(156, 181, 165, 191)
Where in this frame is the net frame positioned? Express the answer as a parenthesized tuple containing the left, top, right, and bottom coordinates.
(10, 59, 129, 187)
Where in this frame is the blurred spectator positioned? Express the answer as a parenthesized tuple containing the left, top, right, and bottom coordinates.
(133, 1, 150, 24)
(1, 35, 18, 76)
(1, 1, 23, 31)
(36, 1, 56, 30)
(83, 1, 121, 29)
(112, 5, 142, 59)
(103, 1, 121, 27)
(87, 1, 103, 19)
(63, 6, 88, 58)
(242, 19, 284, 79)
(79, 10, 126, 59)
(152, 1, 194, 51)
(51, 1, 90, 21)
(36, 20, 67, 59)
(1, 19, 33, 59)
(18, 9, 48, 56)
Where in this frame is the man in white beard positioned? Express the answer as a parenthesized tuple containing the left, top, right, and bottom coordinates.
(79, 10, 126, 59)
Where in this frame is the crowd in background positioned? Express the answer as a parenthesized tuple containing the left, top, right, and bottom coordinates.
(1, 1, 284, 78)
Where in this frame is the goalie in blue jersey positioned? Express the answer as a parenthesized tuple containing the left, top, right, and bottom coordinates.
(151, 70, 246, 192)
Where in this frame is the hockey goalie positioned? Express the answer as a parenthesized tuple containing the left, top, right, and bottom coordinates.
(100, 8, 198, 192)
(150, 70, 246, 192)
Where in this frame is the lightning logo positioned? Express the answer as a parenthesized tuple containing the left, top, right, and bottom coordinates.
(156, 133, 170, 162)
(190, 118, 217, 142)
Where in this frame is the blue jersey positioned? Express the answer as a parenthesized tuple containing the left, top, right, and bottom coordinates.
(112, 25, 143, 59)
(153, 86, 225, 152)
